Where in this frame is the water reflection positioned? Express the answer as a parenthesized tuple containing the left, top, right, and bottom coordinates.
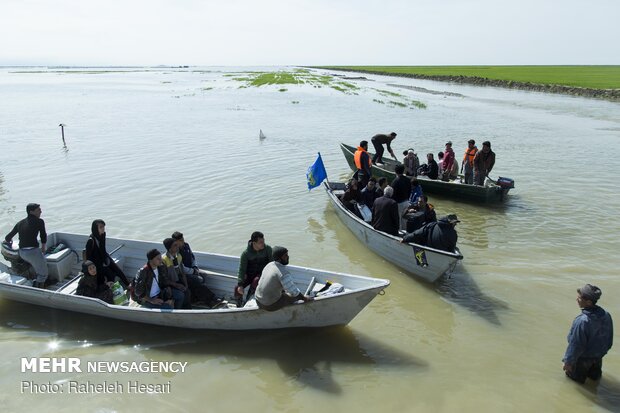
(435, 269, 509, 326)
(320, 206, 460, 338)
(577, 374, 620, 413)
(0, 302, 426, 394)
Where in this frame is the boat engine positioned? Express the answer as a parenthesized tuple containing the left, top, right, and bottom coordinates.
(496, 177, 515, 189)
(1, 241, 35, 278)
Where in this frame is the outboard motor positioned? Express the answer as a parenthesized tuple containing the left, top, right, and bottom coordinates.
(1, 241, 35, 278)
(496, 177, 515, 189)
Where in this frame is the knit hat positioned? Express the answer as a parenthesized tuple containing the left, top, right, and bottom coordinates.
(445, 214, 460, 224)
(272, 246, 288, 261)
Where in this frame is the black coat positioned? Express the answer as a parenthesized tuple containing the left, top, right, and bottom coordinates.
(403, 219, 458, 252)
(391, 175, 411, 203)
(371, 196, 400, 236)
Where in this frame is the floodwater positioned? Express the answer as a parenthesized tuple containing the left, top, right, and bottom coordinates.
(0, 66, 619, 412)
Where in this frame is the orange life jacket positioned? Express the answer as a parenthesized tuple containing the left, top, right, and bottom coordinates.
(463, 146, 478, 166)
(354, 147, 372, 170)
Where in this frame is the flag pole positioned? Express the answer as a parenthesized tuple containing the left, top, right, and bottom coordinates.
(319, 152, 330, 186)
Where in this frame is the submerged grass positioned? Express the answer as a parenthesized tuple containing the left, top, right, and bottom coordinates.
(321, 66, 620, 89)
(227, 69, 425, 108)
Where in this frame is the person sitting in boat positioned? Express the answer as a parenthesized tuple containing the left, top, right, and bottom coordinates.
(418, 153, 439, 180)
(342, 178, 362, 216)
(402, 195, 437, 233)
(401, 214, 459, 252)
(408, 177, 423, 207)
(76, 260, 113, 304)
(85, 219, 130, 287)
(360, 177, 378, 209)
(473, 141, 496, 186)
(132, 249, 174, 309)
(171, 231, 200, 276)
(353, 140, 372, 188)
(371, 186, 400, 236)
(437, 151, 445, 176)
(370, 132, 397, 165)
(402, 149, 420, 176)
(375, 177, 388, 198)
(255, 246, 313, 311)
(161, 238, 192, 309)
(236, 231, 273, 307)
(163, 237, 223, 309)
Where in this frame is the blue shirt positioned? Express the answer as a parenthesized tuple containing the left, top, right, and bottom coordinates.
(563, 306, 613, 364)
(409, 185, 423, 205)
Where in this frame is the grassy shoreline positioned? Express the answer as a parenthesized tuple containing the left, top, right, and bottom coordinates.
(315, 66, 620, 100)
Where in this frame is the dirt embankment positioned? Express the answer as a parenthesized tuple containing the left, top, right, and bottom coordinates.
(322, 68, 620, 101)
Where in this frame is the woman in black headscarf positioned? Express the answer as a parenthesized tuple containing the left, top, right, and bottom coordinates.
(76, 260, 114, 304)
(84, 219, 130, 287)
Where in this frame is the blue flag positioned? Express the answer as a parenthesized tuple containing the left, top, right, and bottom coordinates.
(306, 153, 328, 190)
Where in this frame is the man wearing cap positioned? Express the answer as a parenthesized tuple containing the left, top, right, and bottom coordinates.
(473, 141, 496, 186)
(401, 214, 459, 252)
(132, 249, 174, 309)
(255, 247, 313, 311)
(461, 139, 478, 184)
(562, 284, 613, 383)
(4, 203, 49, 288)
(442, 142, 456, 180)
(370, 132, 397, 165)
(402, 149, 420, 177)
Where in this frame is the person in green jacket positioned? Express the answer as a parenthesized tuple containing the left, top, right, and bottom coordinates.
(235, 231, 273, 307)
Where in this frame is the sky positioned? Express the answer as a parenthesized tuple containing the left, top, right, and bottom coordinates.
(1, 0, 619, 66)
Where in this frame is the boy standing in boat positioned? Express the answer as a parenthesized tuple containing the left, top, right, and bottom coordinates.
(4, 203, 49, 288)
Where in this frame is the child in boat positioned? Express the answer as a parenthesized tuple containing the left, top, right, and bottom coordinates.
(76, 260, 114, 304)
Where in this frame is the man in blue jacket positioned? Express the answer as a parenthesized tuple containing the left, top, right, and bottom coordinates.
(562, 284, 613, 383)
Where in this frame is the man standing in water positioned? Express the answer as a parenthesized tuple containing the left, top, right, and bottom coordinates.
(370, 132, 397, 165)
(4, 203, 49, 288)
(562, 284, 613, 383)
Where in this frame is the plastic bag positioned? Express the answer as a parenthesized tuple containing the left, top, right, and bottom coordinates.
(111, 281, 128, 305)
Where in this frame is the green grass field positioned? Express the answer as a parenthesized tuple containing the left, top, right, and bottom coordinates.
(320, 66, 620, 89)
